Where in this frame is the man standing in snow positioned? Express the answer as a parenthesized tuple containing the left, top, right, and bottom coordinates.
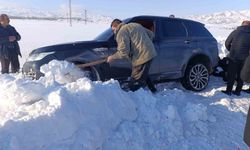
(107, 19, 157, 93)
(221, 20, 250, 96)
(240, 21, 250, 93)
(0, 14, 22, 74)
(240, 51, 250, 93)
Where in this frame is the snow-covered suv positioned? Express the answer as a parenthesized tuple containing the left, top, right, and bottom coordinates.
(23, 16, 219, 91)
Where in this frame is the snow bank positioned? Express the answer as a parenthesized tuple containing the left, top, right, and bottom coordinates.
(0, 61, 137, 150)
(40, 60, 86, 84)
(0, 60, 249, 150)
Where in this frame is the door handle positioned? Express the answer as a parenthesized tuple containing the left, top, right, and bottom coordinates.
(185, 40, 191, 44)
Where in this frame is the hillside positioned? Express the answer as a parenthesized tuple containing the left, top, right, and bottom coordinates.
(188, 10, 250, 24)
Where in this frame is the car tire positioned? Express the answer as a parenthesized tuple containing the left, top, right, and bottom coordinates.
(84, 67, 101, 81)
(181, 61, 210, 91)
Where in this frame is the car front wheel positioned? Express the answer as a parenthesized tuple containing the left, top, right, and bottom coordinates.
(84, 67, 101, 81)
(182, 62, 209, 91)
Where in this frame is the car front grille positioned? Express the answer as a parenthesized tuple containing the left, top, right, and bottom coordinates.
(23, 68, 37, 79)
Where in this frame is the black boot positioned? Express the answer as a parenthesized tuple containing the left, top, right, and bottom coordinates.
(221, 90, 232, 96)
(232, 91, 241, 96)
(243, 88, 250, 94)
(146, 78, 157, 93)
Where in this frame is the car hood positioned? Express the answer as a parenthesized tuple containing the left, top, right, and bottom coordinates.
(30, 40, 109, 54)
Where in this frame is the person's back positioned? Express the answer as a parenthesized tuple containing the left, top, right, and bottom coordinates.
(117, 23, 157, 66)
(226, 25, 250, 61)
(222, 21, 250, 96)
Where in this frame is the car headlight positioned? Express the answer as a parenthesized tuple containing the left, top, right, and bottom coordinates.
(27, 52, 55, 62)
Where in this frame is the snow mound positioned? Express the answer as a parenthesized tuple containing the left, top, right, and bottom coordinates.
(217, 36, 228, 58)
(40, 60, 86, 84)
(0, 60, 249, 150)
(0, 60, 137, 149)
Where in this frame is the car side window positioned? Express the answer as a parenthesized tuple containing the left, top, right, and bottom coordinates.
(160, 20, 187, 39)
(130, 18, 159, 41)
(184, 21, 213, 37)
(109, 19, 157, 43)
(133, 20, 155, 32)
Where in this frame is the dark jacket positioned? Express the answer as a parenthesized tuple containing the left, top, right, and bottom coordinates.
(111, 23, 157, 66)
(244, 107, 250, 147)
(241, 55, 250, 83)
(225, 25, 250, 61)
(0, 25, 22, 59)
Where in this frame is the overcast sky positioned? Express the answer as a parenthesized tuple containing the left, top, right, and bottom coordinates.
(0, 0, 250, 18)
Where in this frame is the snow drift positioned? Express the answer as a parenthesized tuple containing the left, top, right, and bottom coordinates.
(0, 60, 137, 149)
(0, 60, 249, 150)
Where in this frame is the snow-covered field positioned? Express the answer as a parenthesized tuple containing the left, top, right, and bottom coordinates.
(12, 19, 109, 65)
(0, 18, 249, 150)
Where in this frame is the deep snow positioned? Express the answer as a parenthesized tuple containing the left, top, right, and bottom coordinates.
(0, 16, 249, 149)
(0, 60, 249, 150)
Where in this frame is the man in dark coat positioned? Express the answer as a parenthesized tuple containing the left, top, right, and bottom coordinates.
(221, 21, 250, 96)
(0, 14, 22, 74)
(107, 19, 157, 93)
(241, 55, 250, 83)
(241, 55, 250, 93)
(244, 107, 250, 147)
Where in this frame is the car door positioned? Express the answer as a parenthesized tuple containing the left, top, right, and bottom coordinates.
(158, 19, 191, 79)
(108, 18, 160, 80)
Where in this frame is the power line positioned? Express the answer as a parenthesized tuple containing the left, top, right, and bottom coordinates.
(69, 0, 72, 26)
(84, 9, 87, 25)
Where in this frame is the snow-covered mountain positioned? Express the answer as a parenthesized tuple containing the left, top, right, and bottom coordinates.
(0, 4, 113, 23)
(0, 4, 59, 19)
(188, 10, 250, 24)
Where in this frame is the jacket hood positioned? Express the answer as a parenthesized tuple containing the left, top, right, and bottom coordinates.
(238, 25, 250, 33)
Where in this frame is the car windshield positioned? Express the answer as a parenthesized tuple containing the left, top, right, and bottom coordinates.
(95, 28, 113, 41)
(95, 18, 131, 41)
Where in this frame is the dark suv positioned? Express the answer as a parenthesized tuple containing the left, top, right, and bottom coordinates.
(23, 16, 219, 91)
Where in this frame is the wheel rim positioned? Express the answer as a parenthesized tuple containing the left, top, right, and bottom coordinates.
(189, 64, 209, 91)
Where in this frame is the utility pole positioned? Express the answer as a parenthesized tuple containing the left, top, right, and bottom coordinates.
(69, 0, 72, 26)
(84, 9, 87, 25)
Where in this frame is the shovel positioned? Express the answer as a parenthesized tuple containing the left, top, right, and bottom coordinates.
(76, 58, 107, 68)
